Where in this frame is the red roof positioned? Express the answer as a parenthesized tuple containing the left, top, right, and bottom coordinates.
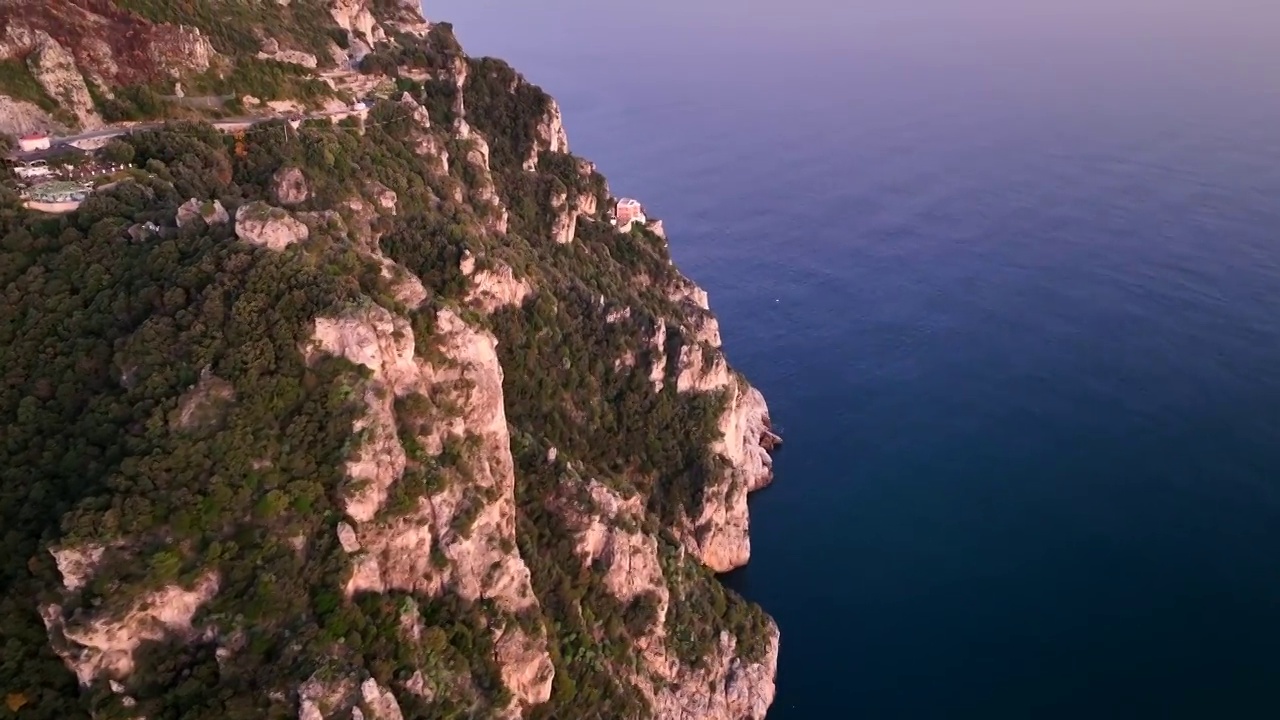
(20, 132, 49, 140)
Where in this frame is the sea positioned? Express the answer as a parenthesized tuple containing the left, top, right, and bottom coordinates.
(432, 1, 1280, 717)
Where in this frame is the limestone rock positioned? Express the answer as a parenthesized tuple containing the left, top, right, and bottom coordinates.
(369, 183, 397, 213)
(456, 128, 508, 234)
(466, 262, 531, 312)
(147, 25, 216, 77)
(559, 478, 777, 720)
(337, 522, 361, 553)
(235, 202, 309, 250)
(686, 378, 780, 572)
(273, 167, 310, 206)
(404, 670, 432, 700)
(41, 573, 219, 686)
(176, 199, 229, 228)
(495, 622, 554, 707)
(24, 31, 102, 130)
(49, 545, 107, 593)
(330, 0, 387, 48)
(523, 97, 569, 171)
(575, 187, 599, 218)
(649, 319, 668, 391)
(297, 674, 354, 720)
(0, 95, 59, 136)
(360, 678, 403, 720)
(309, 306, 553, 707)
(643, 626, 780, 720)
(399, 93, 432, 129)
(669, 279, 711, 311)
(259, 49, 319, 69)
(549, 187, 577, 245)
(169, 368, 236, 431)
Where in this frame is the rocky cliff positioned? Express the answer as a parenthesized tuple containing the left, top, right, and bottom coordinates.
(0, 2, 781, 719)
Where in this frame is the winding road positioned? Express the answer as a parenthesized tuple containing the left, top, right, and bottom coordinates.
(8, 107, 361, 163)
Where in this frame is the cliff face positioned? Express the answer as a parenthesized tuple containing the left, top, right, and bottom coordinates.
(560, 481, 780, 720)
(312, 304, 554, 712)
(2, 2, 781, 719)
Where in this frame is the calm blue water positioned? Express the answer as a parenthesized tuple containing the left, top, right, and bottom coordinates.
(432, 2, 1280, 717)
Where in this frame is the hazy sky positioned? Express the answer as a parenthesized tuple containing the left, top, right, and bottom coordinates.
(428, 0, 1280, 56)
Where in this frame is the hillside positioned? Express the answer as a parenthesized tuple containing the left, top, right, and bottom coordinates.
(0, 2, 781, 719)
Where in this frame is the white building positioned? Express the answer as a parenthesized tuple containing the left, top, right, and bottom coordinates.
(612, 197, 647, 229)
(18, 133, 51, 152)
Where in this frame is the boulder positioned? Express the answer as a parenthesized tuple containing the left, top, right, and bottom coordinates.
(176, 198, 229, 228)
(272, 167, 310, 206)
(234, 202, 308, 250)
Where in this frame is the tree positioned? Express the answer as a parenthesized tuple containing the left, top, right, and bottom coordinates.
(101, 139, 135, 166)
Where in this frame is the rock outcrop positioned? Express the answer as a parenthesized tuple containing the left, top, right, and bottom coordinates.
(329, 0, 388, 48)
(168, 367, 236, 431)
(463, 258, 532, 312)
(456, 122, 509, 234)
(259, 46, 319, 69)
(549, 186, 577, 245)
(235, 202, 309, 250)
(176, 198, 230, 228)
(539, 99, 569, 155)
(309, 304, 553, 709)
(41, 573, 219, 686)
(649, 319, 669, 391)
(523, 97, 569, 171)
(273, 166, 311, 206)
(49, 544, 107, 593)
(644, 626, 780, 720)
(20, 30, 102, 130)
(658, 279, 781, 572)
(398, 94, 450, 174)
(0, 95, 59, 136)
(686, 378, 779, 572)
(560, 480, 780, 720)
(0, 3, 217, 114)
(296, 673, 409, 720)
(146, 25, 216, 77)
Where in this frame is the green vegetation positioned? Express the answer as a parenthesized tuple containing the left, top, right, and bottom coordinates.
(181, 58, 334, 106)
(94, 84, 174, 123)
(0, 59, 58, 112)
(116, 0, 346, 61)
(463, 57, 551, 172)
(360, 24, 464, 78)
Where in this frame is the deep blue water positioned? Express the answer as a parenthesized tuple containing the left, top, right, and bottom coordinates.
(432, 2, 1280, 717)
